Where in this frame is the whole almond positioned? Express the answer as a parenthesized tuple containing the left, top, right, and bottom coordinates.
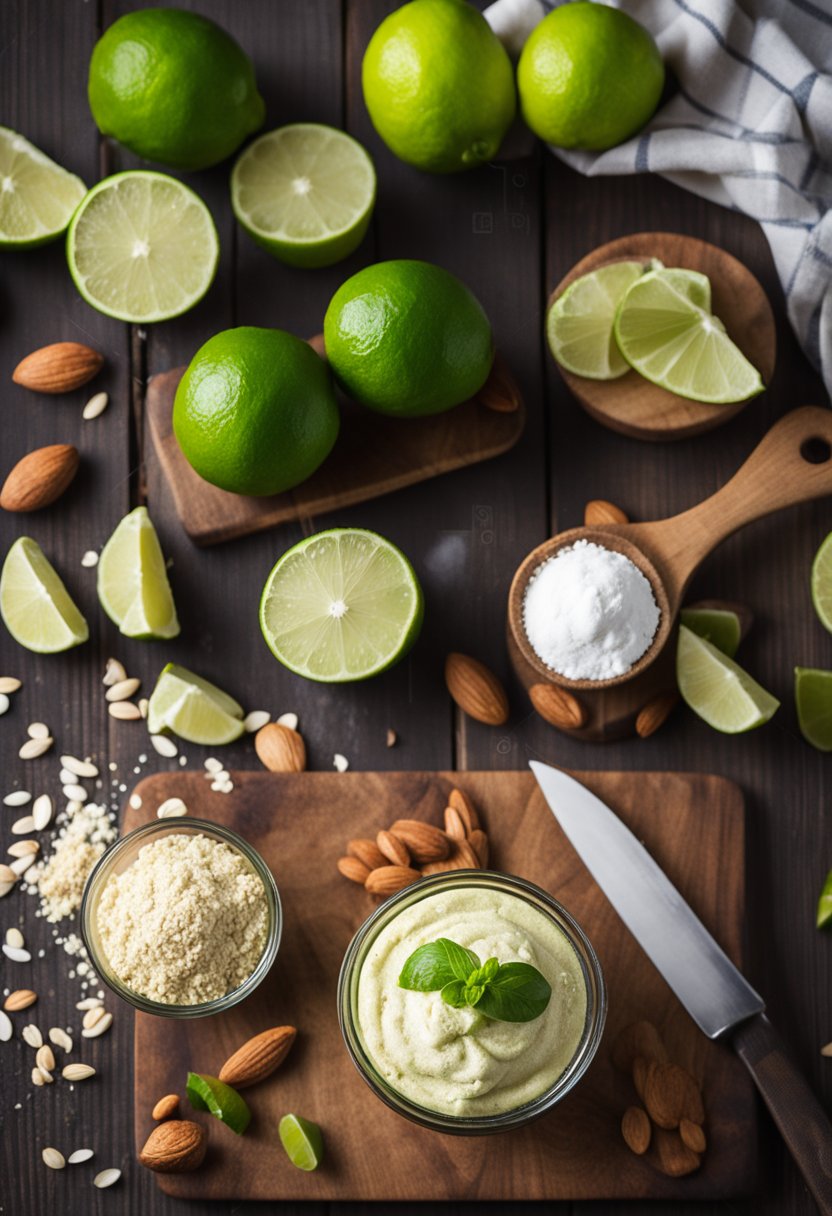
(347, 838, 388, 870)
(139, 1120, 206, 1174)
(584, 499, 629, 527)
(636, 692, 679, 739)
(376, 829, 410, 868)
(448, 788, 479, 833)
(254, 723, 306, 772)
(152, 1094, 180, 1122)
(644, 1062, 704, 1129)
(632, 1056, 656, 1103)
(651, 1127, 701, 1177)
(337, 855, 370, 884)
(443, 806, 466, 841)
(452, 838, 482, 870)
(365, 865, 421, 897)
(621, 1105, 651, 1155)
(389, 820, 450, 864)
(468, 829, 489, 867)
(444, 653, 509, 726)
(0, 445, 79, 513)
(530, 682, 587, 730)
(421, 859, 461, 876)
(13, 342, 103, 394)
(4, 989, 36, 1012)
(612, 1021, 669, 1072)
(219, 1025, 296, 1089)
(679, 1118, 707, 1154)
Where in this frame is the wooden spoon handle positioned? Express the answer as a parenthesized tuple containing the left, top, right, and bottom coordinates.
(632, 407, 832, 604)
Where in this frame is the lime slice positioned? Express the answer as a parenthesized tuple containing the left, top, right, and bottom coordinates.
(231, 124, 376, 269)
(811, 532, 832, 634)
(679, 607, 741, 658)
(259, 528, 424, 682)
(795, 667, 832, 752)
(614, 269, 765, 404)
(279, 1113, 324, 1171)
(677, 624, 779, 733)
(186, 1073, 250, 1135)
(547, 261, 645, 379)
(0, 126, 85, 248)
(97, 507, 179, 640)
(147, 662, 244, 745)
(66, 170, 219, 323)
(817, 871, 832, 929)
(0, 537, 88, 653)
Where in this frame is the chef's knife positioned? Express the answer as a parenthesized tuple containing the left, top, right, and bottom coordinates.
(530, 760, 832, 1214)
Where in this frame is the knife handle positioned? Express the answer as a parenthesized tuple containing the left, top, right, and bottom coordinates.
(733, 1014, 832, 1213)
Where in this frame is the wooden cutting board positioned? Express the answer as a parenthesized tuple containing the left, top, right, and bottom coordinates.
(128, 769, 757, 1201)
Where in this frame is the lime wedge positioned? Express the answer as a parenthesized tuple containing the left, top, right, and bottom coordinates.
(231, 124, 376, 268)
(817, 871, 832, 929)
(795, 667, 832, 752)
(0, 126, 85, 248)
(811, 532, 832, 634)
(679, 606, 741, 658)
(0, 537, 88, 653)
(259, 528, 423, 682)
(614, 269, 765, 404)
(279, 1113, 324, 1171)
(677, 624, 779, 733)
(66, 170, 219, 323)
(547, 261, 645, 379)
(97, 507, 179, 640)
(186, 1073, 250, 1135)
(147, 662, 244, 745)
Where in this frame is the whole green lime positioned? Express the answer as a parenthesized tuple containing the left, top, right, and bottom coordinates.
(517, 2, 664, 151)
(88, 8, 265, 171)
(323, 260, 493, 417)
(173, 328, 340, 497)
(362, 0, 516, 173)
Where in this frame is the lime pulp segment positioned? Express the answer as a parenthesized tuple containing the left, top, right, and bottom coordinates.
(795, 666, 832, 752)
(259, 528, 423, 682)
(66, 171, 219, 323)
(147, 663, 244, 745)
(97, 507, 179, 640)
(0, 537, 88, 653)
(547, 261, 645, 379)
(676, 624, 779, 733)
(679, 607, 741, 658)
(279, 1113, 324, 1171)
(0, 126, 86, 247)
(811, 531, 832, 634)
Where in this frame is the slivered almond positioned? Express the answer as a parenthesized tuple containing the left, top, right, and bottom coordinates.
(36, 1044, 55, 1072)
(82, 1006, 105, 1030)
(365, 866, 421, 897)
(49, 1028, 72, 1052)
(388, 820, 450, 864)
(448, 788, 479, 833)
(347, 838, 388, 870)
(337, 856, 370, 884)
(376, 829, 410, 868)
(102, 658, 127, 687)
(218, 1025, 296, 1089)
(13, 342, 103, 394)
(82, 1011, 113, 1038)
(22, 1024, 43, 1048)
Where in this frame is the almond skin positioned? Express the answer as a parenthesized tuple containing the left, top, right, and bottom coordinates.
(635, 692, 679, 739)
(621, 1105, 651, 1155)
(337, 855, 370, 884)
(218, 1026, 296, 1089)
(13, 342, 103, 393)
(365, 865, 421, 897)
(530, 682, 586, 730)
(347, 838, 388, 870)
(254, 723, 306, 772)
(448, 788, 479, 833)
(679, 1118, 707, 1154)
(376, 829, 410, 867)
(644, 1062, 704, 1129)
(1, 444, 79, 513)
(152, 1094, 180, 1121)
(584, 499, 629, 527)
(389, 820, 450, 863)
(139, 1120, 206, 1173)
(445, 652, 509, 726)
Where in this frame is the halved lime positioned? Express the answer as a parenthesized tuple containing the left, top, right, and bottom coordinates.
(811, 532, 832, 634)
(66, 171, 219, 323)
(278, 1113, 324, 1171)
(186, 1073, 250, 1135)
(677, 624, 779, 733)
(817, 871, 832, 929)
(679, 606, 741, 658)
(231, 124, 376, 269)
(547, 261, 645, 379)
(795, 667, 832, 752)
(0, 126, 85, 248)
(259, 528, 423, 682)
(97, 507, 179, 640)
(147, 662, 244, 745)
(0, 537, 88, 653)
(614, 269, 765, 404)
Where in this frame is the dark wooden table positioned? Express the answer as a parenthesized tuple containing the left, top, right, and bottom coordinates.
(1, 2, 829, 1214)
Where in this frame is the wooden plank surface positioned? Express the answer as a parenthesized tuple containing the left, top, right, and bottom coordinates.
(0, 2, 829, 1215)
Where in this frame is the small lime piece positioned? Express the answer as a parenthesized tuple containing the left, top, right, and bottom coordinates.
(0, 126, 85, 248)
(260, 528, 423, 682)
(795, 667, 832, 752)
(147, 662, 244, 745)
(614, 269, 764, 404)
(677, 624, 778, 733)
(232, 124, 375, 269)
(547, 261, 645, 379)
(811, 532, 832, 634)
(0, 537, 88, 653)
(279, 1113, 324, 1171)
(66, 171, 219, 324)
(817, 871, 832, 929)
(97, 507, 179, 640)
(186, 1073, 250, 1135)
(679, 607, 741, 658)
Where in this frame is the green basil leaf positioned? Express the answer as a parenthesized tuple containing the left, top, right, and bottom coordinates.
(476, 962, 552, 1023)
(399, 938, 480, 992)
(463, 983, 485, 1006)
(441, 979, 468, 1008)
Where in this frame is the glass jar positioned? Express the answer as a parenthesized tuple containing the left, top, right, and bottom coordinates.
(338, 869, 605, 1134)
(81, 818, 281, 1018)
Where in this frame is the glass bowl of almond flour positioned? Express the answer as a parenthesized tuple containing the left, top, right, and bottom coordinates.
(81, 820, 281, 1017)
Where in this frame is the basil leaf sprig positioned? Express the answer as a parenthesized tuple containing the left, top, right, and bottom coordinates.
(398, 937, 551, 1024)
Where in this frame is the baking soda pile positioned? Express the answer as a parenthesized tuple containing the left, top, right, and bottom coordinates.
(522, 540, 660, 681)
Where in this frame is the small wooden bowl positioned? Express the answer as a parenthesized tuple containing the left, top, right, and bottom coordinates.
(548, 232, 777, 442)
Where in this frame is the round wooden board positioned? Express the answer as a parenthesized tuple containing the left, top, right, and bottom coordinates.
(548, 232, 777, 442)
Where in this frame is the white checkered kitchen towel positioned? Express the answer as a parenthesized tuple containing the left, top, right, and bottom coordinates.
(485, 0, 832, 401)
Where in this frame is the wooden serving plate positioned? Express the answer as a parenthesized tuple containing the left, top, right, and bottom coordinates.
(146, 349, 524, 546)
(128, 769, 757, 1202)
(549, 232, 776, 441)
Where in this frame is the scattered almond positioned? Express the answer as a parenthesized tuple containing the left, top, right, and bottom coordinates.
(19, 737, 52, 760)
(365, 865, 422, 897)
(4, 989, 36, 1011)
(93, 1167, 122, 1188)
(42, 1147, 66, 1170)
(0, 677, 22, 694)
(82, 390, 109, 420)
(445, 652, 509, 726)
(13, 342, 104, 394)
(255, 722, 306, 772)
(36, 1044, 55, 1072)
(337, 855, 370, 884)
(0, 864, 17, 884)
(635, 691, 679, 739)
(22, 1024, 43, 1048)
(83, 1006, 105, 1030)
(347, 838, 389, 870)
(621, 1105, 651, 1155)
(386, 728, 397, 748)
(102, 658, 127, 687)
(62, 1063, 96, 1081)
(529, 682, 587, 730)
(584, 499, 629, 527)
(105, 676, 141, 702)
(448, 788, 479, 833)
(443, 805, 466, 841)
(389, 820, 450, 864)
(152, 1094, 180, 1121)
(0, 444, 79, 513)
(218, 1025, 297, 1089)
(376, 829, 410, 868)
(81, 1010, 113, 1039)
(8, 840, 39, 857)
(139, 1120, 207, 1174)
(108, 701, 142, 721)
(679, 1118, 706, 1154)
(68, 1149, 94, 1165)
(49, 1027, 72, 1052)
(644, 1062, 704, 1129)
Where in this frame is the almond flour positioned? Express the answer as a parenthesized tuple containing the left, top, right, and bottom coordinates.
(95, 833, 269, 1005)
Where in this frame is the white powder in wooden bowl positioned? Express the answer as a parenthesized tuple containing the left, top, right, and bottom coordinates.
(96, 833, 269, 1005)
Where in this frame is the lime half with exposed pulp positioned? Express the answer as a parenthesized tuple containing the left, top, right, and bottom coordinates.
(0, 126, 85, 248)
